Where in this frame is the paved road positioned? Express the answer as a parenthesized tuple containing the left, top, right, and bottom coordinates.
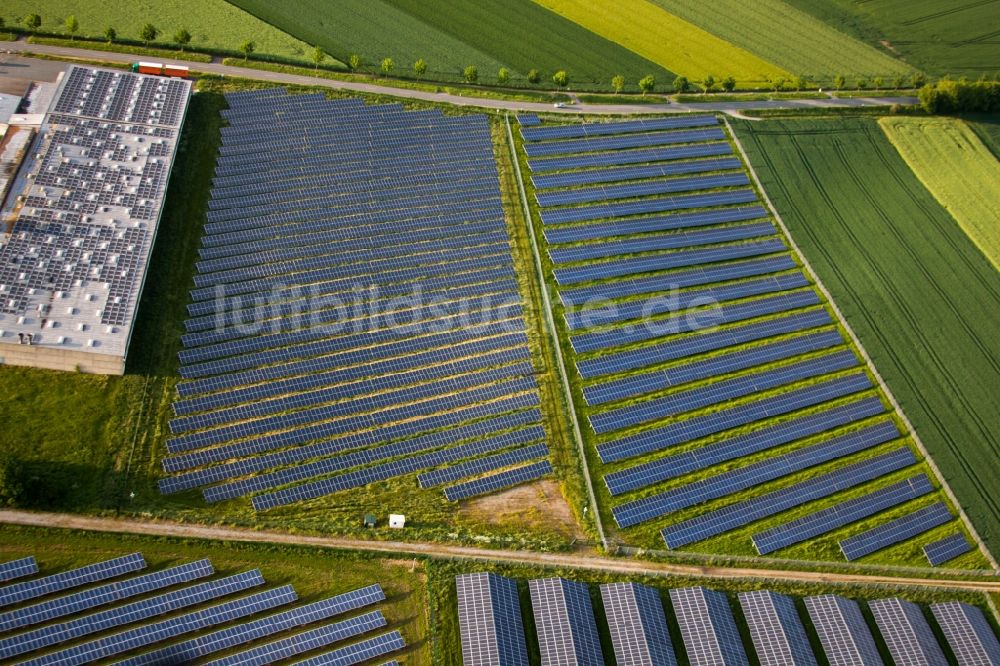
(2, 510, 997, 593)
(0, 39, 916, 115)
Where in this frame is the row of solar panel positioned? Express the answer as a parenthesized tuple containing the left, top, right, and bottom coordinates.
(520, 115, 717, 142)
(528, 142, 734, 173)
(536, 172, 749, 208)
(546, 205, 767, 245)
(533, 156, 740, 190)
(523, 128, 727, 158)
(542, 188, 760, 226)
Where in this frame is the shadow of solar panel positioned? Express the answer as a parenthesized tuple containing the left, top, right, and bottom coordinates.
(537, 173, 750, 208)
(839, 502, 952, 561)
(201, 424, 545, 503)
(0, 553, 145, 609)
(752, 474, 935, 555)
(568, 271, 808, 334)
(923, 532, 973, 566)
(661, 447, 916, 548)
(578, 309, 831, 379)
(0, 560, 212, 634)
(442, 460, 554, 502)
(604, 396, 885, 496)
(542, 189, 759, 226)
(288, 631, 406, 666)
(0, 558, 37, 584)
(550, 221, 774, 265)
(572, 288, 817, 355)
(418, 443, 549, 487)
(612, 420, 900, 528)
(587, 328, 842, 406)
(560, 252, 791, 306)
(529, 143, 733, 173)
(534, 157, 742, 190)
(524, 128, 726, 158)
(0, 570, 262, 660)
(522, 116, 717, 142)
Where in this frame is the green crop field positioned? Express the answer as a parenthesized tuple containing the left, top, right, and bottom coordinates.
(786, 0, 1000, 78)
(880, 117, 1000, 271)
(0, 0, 317, 63)
(734, 117, 1000, 559)
(0, 526, 431, 664)
(225, 0, 669, 89)
(650, 0, 913, 83)
(534, 0, 789, 86)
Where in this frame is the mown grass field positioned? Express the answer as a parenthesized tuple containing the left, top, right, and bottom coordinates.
(0, 0, 317, 63)
(786, 0, 1000, 78)
(533, 0, 790, 86)
(428, 557, 993, 666)
(650, 0, 913, 83)
(879, 117, 1000, 272)
(734, 117, 1000, 560)
(0, 79, 582, 551)
(226, 0, 669, 90)
(0, 526, 431, 664)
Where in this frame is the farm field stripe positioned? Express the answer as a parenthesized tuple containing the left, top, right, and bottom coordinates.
(648, 0, 912, 80)
(878, 117, 1000, 272)
(531, 0, 790, 84)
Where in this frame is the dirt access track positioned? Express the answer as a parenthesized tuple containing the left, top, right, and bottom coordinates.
(2, 510, 998, 594)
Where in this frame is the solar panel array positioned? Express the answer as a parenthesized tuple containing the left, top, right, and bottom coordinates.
(804, 595, 884, 666)
(930, 601, 1000, 666)
(160, 89, 552, 510)
(0, 552, 404, 665)
(869, 598, 948, 666)
(0, 559, 38, 584)
(519, 114, 958, 557)
(738, 590, 816, 666)
(600, 582, 676, 666)
(528, 578, 603, 666)
(924, 532, 974, 567)
(839, 502, 953, 561)
(669, 586, 749, 666)
(456, 573, 528, 666)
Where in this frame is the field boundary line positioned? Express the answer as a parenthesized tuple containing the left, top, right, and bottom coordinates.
(723, 116, 1000, 572)
(3, 509, 1000, 592)
(504, 114, 607, 551)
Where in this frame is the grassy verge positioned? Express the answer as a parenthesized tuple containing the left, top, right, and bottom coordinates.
(575, 93, 667, 105)
(741, 105, 911, 118)
(674, 91, 828, 102)
(734, 116, 1000, 559)
(28, 35, 213, 62)
(0, 525, 431, 664)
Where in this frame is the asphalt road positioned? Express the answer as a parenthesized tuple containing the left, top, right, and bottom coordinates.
(0, 38, 917, 115)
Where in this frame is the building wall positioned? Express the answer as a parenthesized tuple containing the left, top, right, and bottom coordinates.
(0, 344, 125, 374)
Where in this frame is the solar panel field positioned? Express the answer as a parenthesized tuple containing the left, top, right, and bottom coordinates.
(733, 116, 1000, 561)
(513, 113, 988, 567)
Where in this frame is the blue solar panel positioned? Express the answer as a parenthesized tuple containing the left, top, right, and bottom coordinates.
(418, 444, 548, 487)
(0, 553, 145, 609)
(578, 309, 832, 379)
(0, 557, 37, 583)
(522, 116, 717, 142)
(537, 173, 750, 208)
(586, 328, 842, 406)
(517, 114, 540, 126)
(839, 502, 952, 561)
(550, 221, 775, 264)
(600, 582, 676, 666)
(560, 253, 792, 306)
(752, 474, 934, 555)
(444, 460, 553, 501)
(534, 157, 742, 190)
(739, 590, 817, 666)
(923, 532, 973, 566)
(0, 559, 213, 633)
(547, 206, 768, 247)
(530, 578, 604, 666)
(203, 424, 545, 503)
(612, 420, 900, 528)
(591, 349, 858, 434)
(529, 143, 733, 173)
(542, 189, 759, 226)
(287, 631, 406, 666)
(573, 289, 819, 355)
(660, 447, 916, 548)
(523, 128, 726, 157)
(0, 570, 263, 660)
(604, 396, 886, 496)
